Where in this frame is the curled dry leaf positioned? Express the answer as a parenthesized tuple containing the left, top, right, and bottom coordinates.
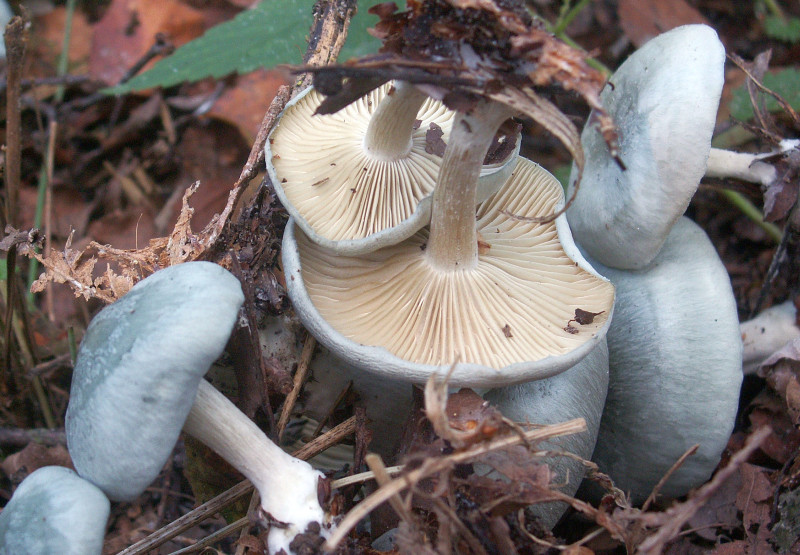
(424, 372, 509, 449)
(758, 338, 800, 425)
(4, 182, 233, 304)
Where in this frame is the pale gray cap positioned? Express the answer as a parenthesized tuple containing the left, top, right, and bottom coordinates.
(65, 261, 244, 501)
(585, 217, 742, 503)
(0, 466, 110, 555)
(567, 25, 725, 270)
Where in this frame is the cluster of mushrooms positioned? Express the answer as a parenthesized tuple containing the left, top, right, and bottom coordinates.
(4, 17, 798, 555)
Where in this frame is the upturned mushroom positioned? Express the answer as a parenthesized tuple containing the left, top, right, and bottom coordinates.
(581, 217, 742, 503)
(267, 81, 519, 255)
(566, 24, 726, 270)
(0, 466, 110, 555)
(283, 98, 614, 388)
(65, 261, 333, 552)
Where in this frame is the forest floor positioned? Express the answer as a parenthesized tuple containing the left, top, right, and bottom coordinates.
(1, 0, 799, 553)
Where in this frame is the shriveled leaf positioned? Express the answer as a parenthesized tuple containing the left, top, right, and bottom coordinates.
(773, 488, 800, 553)
(730, 68, 800, 121)
(764, 15, 800, 44)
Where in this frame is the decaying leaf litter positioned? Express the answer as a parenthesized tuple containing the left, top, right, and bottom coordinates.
(1, 0, 800, 553)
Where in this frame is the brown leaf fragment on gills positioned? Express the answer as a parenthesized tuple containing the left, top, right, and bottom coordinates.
(425, 122, 447, 156)
(501, 324, 513, 338)
(574, 308, 604, 325)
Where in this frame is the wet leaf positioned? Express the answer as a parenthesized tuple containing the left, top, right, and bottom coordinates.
(730, 68, 800, 122)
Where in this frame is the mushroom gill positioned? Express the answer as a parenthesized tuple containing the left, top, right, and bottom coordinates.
(295, 158, 614, 372)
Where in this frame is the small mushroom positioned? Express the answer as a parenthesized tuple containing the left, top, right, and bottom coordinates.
(483, 339, 609, 528)
(0, 466, 110, 555)
(582, 217, 742, 504)
(283, 99, 614, 387)
(566, 24, 725, 270)
(267, 81, 519, 255)
(65, 261, 245, 501)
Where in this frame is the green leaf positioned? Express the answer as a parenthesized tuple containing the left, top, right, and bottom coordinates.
(0, 258, 6, 282)
(105, 0, 315, 95)
(729, 68, 800, 121)
(339, 1, 383, 61)
(764, 14, 800, 44)
(104, 0, 386, 95)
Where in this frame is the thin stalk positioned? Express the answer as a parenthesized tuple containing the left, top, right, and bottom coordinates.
(553, 0, 592, 36)
(4, 17, 27, 228)
(27, 0, 76, 301)
(426, 101, 515, 270)
(720, 189, 782, 244)
(363, 81, 427, 159)
(762, 0, 785, 18)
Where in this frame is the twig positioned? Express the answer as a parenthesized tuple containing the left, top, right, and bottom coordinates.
(636, 426, 771, 554)
(330, 466, 404, 490)
(3, 16, 28, 229)
(365, 454, 415, 525)
(0, 427, 66, 447)
(324, 418, 587, 551)
(642, 444, 699, 511)
(276, 334, 316, 440)
(169, 517, 250, 554)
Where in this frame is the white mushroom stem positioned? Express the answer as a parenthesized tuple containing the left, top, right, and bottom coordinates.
(706, 140, 798, 186)
(183, 379, 328, 554)
(427, 100, 516, 270)
(363, 81, 427, 160)
(741, 300, 800, 374)
(706, 148, 777, 185)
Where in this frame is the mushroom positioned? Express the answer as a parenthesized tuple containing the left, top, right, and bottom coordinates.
(65, 261, 245, 501)
(566, 24, 726, 270)
(483, 339, 609, 528)
(581, 217, 742, 504)
(283, 99, 615, 388)
(0, 466, 110, 555)
(267, 81, 519, 255)
(64, 262, 334, 552)
(741, 300, 800, 374)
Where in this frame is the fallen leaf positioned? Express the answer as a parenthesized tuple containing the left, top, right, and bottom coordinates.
(208, 69, 290, 143)
(89, 0, 205, 85)
(1, 444, 73, 484)
(618, 0, 709, 47)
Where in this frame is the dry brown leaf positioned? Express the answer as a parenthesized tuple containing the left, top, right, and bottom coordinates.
(89, 0, 205, 85)
(207, 69, 290, 143)
(618, 0, 709, 47)
(1, 444, 73, 484)
(759, 338, 800, 425)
